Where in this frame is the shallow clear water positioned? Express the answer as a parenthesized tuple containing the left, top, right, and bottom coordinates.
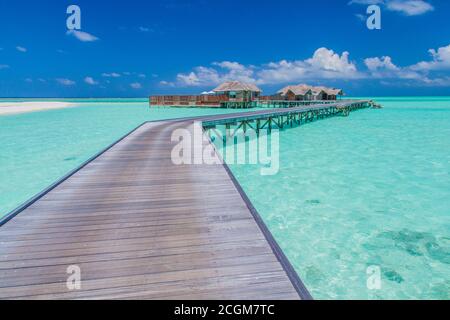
(0, 100, 249, 217)
(1, 98, 449, 300)
(218, 97, 450, 300)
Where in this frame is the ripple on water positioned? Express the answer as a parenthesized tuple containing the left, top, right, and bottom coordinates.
(222, 99, 450, 299)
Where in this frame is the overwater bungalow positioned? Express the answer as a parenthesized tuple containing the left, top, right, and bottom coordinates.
(277, 85, 313, 101)
(212, 81, 262, 102)
(277, 84, 344, 101)
(313, 86, 344, 100)
(149, 81, 343, 108)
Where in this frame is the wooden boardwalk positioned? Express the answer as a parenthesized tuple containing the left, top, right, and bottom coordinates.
(0, 101, 369, 300)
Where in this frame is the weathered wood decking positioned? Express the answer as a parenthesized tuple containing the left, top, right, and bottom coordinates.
(0, 101, 369, 300)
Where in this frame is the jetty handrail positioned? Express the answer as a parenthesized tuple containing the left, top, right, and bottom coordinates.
(203, 100, 370, 126)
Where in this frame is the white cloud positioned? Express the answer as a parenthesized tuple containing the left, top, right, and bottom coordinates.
(420, 77, 450, 87)
(25, 78, 33, 83)
(365, 56, 400, 72)
(307, 48, 358, 74)
(174, 48, 360, 87)
(410, 44, 450, 71)
(166, 44, 450, 88)
(386, 0, 434, 16)
(355, 13, 366, 21)
(0, 64, 9, 70)
(130, 82, 142, 89)
(176, 67, 222, 86)
(66, 30, 99, 42)
(364, 44, 450, 84)
(138, 26, 152, 32)
(364, 56, 421, 79)
(102, 72, 121, 78)
(349, 0, 434, 16)
(160, 80, 175, 87)
(16, 46, 27, 52)
(56, 78, 76, 86)
(138, 73, 146, 78)
(257, 47, 362, 85)
(84, 76, 99, 85)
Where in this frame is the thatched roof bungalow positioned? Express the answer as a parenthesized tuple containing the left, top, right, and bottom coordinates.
(313, 86, 344, 100)
(213, 81, 262, 102)
(277, 85, 313, 101)
(278, 84, 344, 101)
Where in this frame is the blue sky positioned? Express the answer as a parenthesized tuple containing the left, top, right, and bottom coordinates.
(1, 0, 450, 97)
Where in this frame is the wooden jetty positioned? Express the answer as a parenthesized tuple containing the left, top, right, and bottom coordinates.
(220, 99, 344, 109)
(0, 101, 370, 300)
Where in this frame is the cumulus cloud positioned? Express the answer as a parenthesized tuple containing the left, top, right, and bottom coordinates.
(130, 82, 142, 89)
(173, 48, 361, 87)
(364, 44, 450, 85)
(410, 44, 450, 71)
(165, 44, 450, 88)
(56, 78, 76, 86)
(258, 49, 361, 84)
(16, 46, 27, 52)
(363, 44, 450, 85)
(84, 76, 99, 85)
(66, 30, 99, 42)
(364, 56, 421, 79)
(0, 64, 9, 70)
(176, 61, 256, 87)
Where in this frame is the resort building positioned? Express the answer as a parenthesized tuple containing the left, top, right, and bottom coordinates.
(312, 86, 344, 100)
(278, 84, 344, 101)
(149, 81, 343, 107)
(277, 85, 313, 101)
(212, 81, 262, 102)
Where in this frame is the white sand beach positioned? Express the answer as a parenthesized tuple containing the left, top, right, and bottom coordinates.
(0, 101, 76, 116)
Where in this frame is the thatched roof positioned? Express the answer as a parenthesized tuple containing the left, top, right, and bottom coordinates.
(278, 85, 312, 96)
(278, 84, 343, 96)
(311, 86, 344, 96)
(325, 88, 344, 95)
(213, 81, 262, 93)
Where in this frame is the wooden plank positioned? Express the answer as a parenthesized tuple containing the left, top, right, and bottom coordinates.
(0, 117, 315, 300)
(0, 102, 369, 299)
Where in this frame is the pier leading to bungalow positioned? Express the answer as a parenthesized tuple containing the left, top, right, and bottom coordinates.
(0, 100, 371, 300)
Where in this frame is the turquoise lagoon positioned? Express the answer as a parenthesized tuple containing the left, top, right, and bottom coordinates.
(0, 100, 249, 216)
(1, 97, 449, 299)
(217, 97, 450, 300)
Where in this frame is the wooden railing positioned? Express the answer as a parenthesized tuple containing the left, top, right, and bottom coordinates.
(150, 95, 229, 106)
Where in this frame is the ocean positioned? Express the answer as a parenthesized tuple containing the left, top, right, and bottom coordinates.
(0, 97, 449, 299)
